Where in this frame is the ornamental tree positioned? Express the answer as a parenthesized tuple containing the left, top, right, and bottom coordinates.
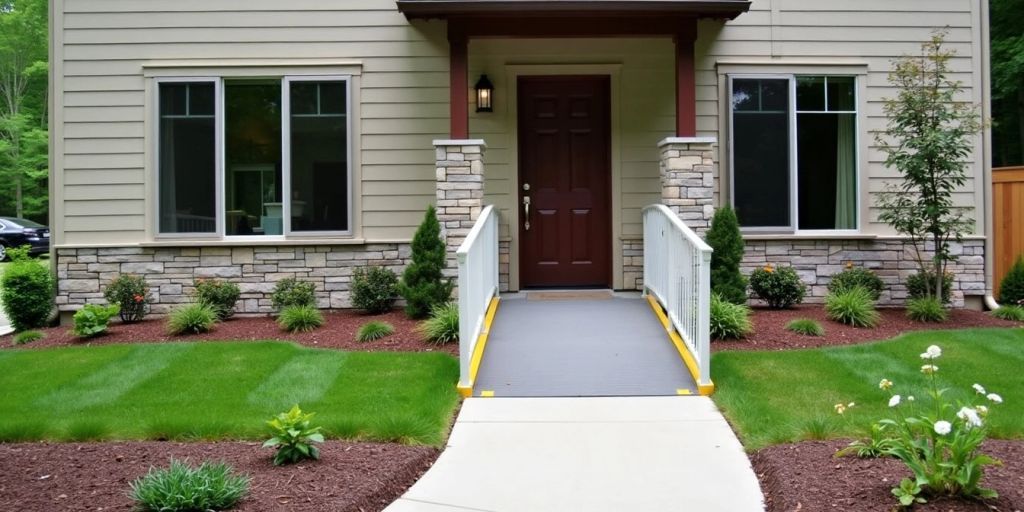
(399, 205, 453, 319)
(876, 32, 980, 302)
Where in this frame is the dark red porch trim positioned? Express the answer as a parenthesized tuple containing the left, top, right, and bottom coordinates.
(675, 20, 698, 137)
(449, 28, 469, 139)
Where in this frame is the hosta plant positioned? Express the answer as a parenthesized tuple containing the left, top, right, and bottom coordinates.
(838, 345, 1004, 507)
(72, 303, 121, 338)
(263, 405, 325, 466)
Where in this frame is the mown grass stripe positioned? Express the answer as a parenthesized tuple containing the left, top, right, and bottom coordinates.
(247, 350, 347, 410)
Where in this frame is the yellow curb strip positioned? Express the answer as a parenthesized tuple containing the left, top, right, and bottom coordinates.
(480, 390, 495, 397)
(645, 295, 715, 396)
(456, 296, 501, 398)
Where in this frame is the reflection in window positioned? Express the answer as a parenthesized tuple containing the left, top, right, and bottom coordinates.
(225, 81, 282, 236)
(732, 78, 790, 228)
(158, 82, 216, 234)
(289, 81, 349, 232)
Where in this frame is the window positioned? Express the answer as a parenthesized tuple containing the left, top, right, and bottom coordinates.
(729, 75, 858, 231)
(156, 76, 352, 237)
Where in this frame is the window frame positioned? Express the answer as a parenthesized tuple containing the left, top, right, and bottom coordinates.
(727, 73, 861, 235)
(153, 74, 354, 240)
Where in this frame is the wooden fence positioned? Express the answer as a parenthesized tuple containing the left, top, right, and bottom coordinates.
(993, 166, 1024, 296)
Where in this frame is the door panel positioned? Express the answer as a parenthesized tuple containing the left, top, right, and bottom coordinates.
(518, 76, 611, 288)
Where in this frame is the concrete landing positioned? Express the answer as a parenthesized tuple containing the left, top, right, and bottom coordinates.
(385, 397, 765, 512)
(473, 296, 697, 397)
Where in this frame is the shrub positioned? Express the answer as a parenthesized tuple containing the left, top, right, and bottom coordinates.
(997, 255, 1024, 306)
(825, 287, 880, 328)
(786, 318, 824, 337)
(356, 321, 395, 342)
(129, 459, 250, 512)
(837, 346, 1004, 506)
(990, 304, 1024, 322)
(278, 305, 324, 333)
(72, 304, 120, 338)
(167, 303, 218, 335)
(103, 274, 149, 323)
(838, 423, 898, 459)
(193, 279, 240, 320)
(12, 330, 44, 346)
(263, 405, 324, 465)
(906, 297, 948, 323)
(399, 206, 454, 319)
(906, 270, 953, 304)
(709, 293, 752, 340)
(828, 265, 885, 301)
(417, 302, 459, 345)
(270, 277, 316, 311)
(1, 255, 54, 331)
(351, 266, 399, 314)
(749, 265, 806, 309)
(706, 206, 748, 305)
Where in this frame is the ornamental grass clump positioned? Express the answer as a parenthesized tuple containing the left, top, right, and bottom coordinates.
(906, 297, 948, 323)
(749, 264, 806, 309)
(12, 330, 43, 346)
(825, 287, 880, 328)
(709, 293, 752, 340)
(785, 318, 824, 337)
(263, 405, 325, 465)
(418, 302, 459, 345)
(837, 345, 1004, 507)
(990, 304, 1024, 322)
(167, 303, 218, 335)
(278, 305, 324, 333)
(356, 321, 395, 342)
(129, 459, 250, 512)
(103, 274, 149, 323)
(828, 264, 885, 301)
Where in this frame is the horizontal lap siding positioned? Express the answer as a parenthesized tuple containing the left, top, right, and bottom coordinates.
(698, 0, 985, 234)
(56, 0, 447, 245)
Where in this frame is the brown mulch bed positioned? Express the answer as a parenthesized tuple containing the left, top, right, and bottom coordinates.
(1, 309, 458, 356)
(752, 439, 1024, 512)
(715, 306, 1023, 351)
(0, 440, 438, 511)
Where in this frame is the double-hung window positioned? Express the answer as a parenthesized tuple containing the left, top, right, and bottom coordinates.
(729, 75, 859, 232)
(156, 76, 352, 238)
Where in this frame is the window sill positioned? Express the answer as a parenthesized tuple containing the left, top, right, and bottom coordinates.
(139, 238, 396, 248)
(742, 233, 875, 241)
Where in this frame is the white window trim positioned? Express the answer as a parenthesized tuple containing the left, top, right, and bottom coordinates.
(153, 75, 354, 239)
(727, 73, 862, 235)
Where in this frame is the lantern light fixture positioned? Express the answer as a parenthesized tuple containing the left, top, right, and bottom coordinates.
(475, 74, 494, 113)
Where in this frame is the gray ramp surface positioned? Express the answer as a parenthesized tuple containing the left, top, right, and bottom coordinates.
(474, 296, 697, 397)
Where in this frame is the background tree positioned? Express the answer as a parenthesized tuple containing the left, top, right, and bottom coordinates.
(876, 32, 980, 301)
(990, 0, 1024, 166)
(0, 0, 49, 222)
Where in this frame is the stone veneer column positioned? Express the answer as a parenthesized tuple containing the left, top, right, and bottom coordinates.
(434, 139, 486, 278)
(658, 137, 716, 234)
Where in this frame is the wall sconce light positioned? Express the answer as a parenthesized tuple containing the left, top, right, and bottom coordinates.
(475, 74, 494, 113)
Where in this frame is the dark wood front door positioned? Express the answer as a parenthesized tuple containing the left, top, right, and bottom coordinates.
(518, 75, 612, 288)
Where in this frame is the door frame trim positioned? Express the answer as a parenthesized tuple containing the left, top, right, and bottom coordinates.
(505, 63, 623, 291)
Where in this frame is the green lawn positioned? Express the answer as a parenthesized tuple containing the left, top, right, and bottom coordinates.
(0, 342, 460, 445)
(712, 328, 1024, 451)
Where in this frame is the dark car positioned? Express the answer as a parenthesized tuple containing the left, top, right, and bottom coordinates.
(0, 217, 50, 261)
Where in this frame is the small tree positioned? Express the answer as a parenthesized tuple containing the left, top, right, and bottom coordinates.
(705, 206, 747, 304)
(399, 205, 453, 319)
(998, 255, 1024, 306)
(876, 32, 980, 302)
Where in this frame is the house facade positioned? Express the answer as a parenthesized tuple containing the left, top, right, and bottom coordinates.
(49, 0, 995, 315)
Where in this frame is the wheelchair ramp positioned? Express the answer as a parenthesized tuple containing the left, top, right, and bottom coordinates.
(472, 294, 697, 397)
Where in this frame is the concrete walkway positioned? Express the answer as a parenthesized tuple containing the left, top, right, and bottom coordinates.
(0, 298, 11, 336)
(385, 397, 764, 512)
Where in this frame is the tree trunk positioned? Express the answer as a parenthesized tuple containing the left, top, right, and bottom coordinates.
(933, 233, 943, 301)
(15, 176, 22, 219)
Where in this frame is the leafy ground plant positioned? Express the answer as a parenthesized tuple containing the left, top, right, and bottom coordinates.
(194, 279, 241, 320)
(710, 293, 752, 340)
(278, 305, 324, 333)
(991, 304, 1024, 322)
(356, 321, 395, 342)
(785, 318, 824, 337)
(417, 302, 459, 345)
(906, 297, 948, 323)
(841, 345, 1004, 506)
(167, 303, 218, 335)
(263, 405, 324, 465)
(825, 287, 880, 328)
(270, 277, 316, 311)
(129, 459, 250, 512)
(72, 304, 120, 338)
(749, 264, 806, 309)
(828, 265, 885, 301)
(351, 266, 399, 314)
(12, 330, 43, 345)
(103, 274, 149, 323)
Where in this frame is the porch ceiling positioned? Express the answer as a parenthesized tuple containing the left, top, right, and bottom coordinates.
(396, 0, 751, 20)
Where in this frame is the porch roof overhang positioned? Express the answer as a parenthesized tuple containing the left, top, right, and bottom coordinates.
(396, 0, 751, 21)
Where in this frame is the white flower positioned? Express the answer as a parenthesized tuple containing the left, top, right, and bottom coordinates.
(921, 364, 939, 375)
(907, 395, 915, 402)
(920, 345, 942, 360)
(973, 383, 987, 395)
(889, 395, 902, 407)
(934, 420, 952, 435)
(957, 407, 983, 428)
(834, 403, 847, 415)
(987, 393, 1003, 404)
(879, 378, 894, 390)
(848, 402, 856, 408)
(976, 405, 989, 416)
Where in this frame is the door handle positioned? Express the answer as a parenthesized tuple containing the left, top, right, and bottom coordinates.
(522, 195, 531, 231)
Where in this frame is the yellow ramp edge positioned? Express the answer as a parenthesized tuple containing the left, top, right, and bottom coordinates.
(646, 295, 715, 396)
(456, 297, 501, 398)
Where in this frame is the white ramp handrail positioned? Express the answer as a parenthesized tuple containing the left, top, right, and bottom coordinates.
(642, 204, 713, 389)
(456, 205, 499, 390)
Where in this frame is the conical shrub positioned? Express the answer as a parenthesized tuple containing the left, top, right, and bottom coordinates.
(999, 255, 1024, 306)
(706, 206, 748, 305)
(399, 205, 454, 319)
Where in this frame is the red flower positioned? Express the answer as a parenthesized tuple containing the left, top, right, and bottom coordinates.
(133, 294, 144, 303)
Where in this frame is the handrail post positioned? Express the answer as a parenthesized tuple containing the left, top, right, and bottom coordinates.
(697, 248, 712, 387)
